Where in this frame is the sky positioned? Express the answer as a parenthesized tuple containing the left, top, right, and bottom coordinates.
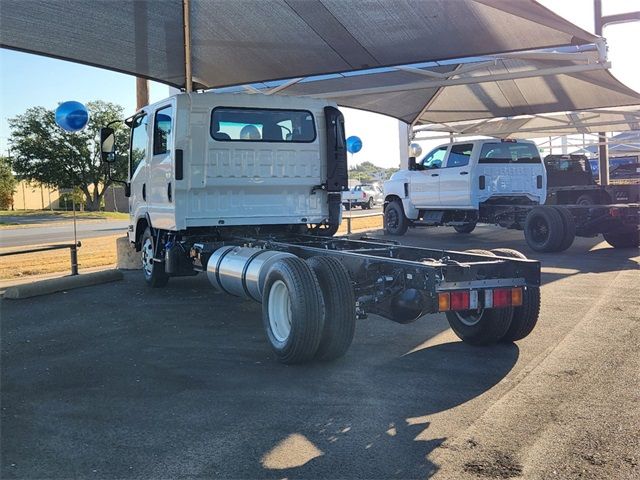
(1, 0, 639, 168)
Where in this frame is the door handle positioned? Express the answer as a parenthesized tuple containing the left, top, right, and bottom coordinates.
(431, 173, 439, 177)
(142, 183, 146, 201)
(459, 171, 469, 175)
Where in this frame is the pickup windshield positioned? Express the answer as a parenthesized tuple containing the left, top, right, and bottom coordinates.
(479, 143, 541, 164)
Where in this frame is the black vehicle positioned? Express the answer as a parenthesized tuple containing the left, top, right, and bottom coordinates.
(610, 163, 640, 182)
(544, 154, 639, 205)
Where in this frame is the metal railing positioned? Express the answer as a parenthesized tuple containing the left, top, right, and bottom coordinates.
(0, 242, 82, 275)
(343, 211, 384, 234)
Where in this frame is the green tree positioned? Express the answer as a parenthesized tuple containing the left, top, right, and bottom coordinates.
(8, 101, 128, 211)
(0, 156, 17, 210)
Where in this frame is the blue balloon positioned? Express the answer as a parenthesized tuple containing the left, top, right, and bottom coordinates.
(55, 101, 89, 132)
(346, 135, 363, 154)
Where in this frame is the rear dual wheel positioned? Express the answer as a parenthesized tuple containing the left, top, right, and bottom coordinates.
(446, 249, 540, 344)
(603, 229, 640, 249)
(524, 206, 574, 252)
(262, 256, 355, 364)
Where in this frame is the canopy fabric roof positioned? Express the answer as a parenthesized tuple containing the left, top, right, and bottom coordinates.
(251, 48, 640, 127)
(0, 0, 599, 89)
(412, 105, 640, 139)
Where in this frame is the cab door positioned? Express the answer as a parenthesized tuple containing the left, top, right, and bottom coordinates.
(410, 146, 447, 207)
(438, 143, 473, 208)
(128, 113, 150, 241)
(148, 104, 175, 229)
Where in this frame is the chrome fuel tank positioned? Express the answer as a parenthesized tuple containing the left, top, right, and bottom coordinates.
(206, 246, 295, 302)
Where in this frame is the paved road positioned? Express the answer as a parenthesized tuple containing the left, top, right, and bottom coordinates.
(1, 226, 638, 479)
(0, 210, 380, 248)
(0, 220, 129, 248)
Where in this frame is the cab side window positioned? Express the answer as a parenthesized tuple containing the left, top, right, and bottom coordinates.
(130, 114, 148, 176)
(446, 144, 473, 167)
(153, 105, 173, 155)
(420, 146, 447, 169)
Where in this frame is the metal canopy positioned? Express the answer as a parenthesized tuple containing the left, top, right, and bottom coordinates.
(412, 105, 640, 140)
(240, 46, 640, 129)
(0, 0, 599, 89)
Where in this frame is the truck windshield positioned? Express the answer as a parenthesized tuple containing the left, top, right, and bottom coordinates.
(211, 107, 316, 143)
(479, 143, 541, 164)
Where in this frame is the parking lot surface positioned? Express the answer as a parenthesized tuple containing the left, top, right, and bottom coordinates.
(2, 225, 638, 479)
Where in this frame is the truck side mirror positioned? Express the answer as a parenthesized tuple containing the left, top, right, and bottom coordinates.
(408, 157, 417, 171)
(100, 127, 116, 163)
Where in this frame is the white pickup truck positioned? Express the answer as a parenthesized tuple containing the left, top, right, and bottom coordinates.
(383, 138, 639, 251)
(98, 94, 542, 364)
(341, 183, 383, 209)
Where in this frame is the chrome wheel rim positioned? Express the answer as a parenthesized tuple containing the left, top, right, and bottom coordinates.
(142, 237, 154, 277)
(456, 309, 484, 326)
(268, 280, 292, 342)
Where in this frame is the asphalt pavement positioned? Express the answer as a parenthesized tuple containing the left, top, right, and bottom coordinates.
(1, 225, 638, 479)
(0, 220, 129, 248)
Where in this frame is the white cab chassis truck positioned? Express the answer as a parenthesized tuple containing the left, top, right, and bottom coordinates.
(383, 139, 632, 252)
(101, 92, 541, 364)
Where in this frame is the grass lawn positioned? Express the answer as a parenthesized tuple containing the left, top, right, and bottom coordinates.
(0, 210, 129, 220)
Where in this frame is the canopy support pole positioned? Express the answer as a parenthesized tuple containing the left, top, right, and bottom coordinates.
(183, 0, 193, 92)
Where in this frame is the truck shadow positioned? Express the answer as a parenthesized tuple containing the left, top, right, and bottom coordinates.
(1, 273, 519, 479)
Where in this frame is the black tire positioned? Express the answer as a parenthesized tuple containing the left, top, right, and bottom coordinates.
(447, 249, 513, 345)
(524, 206, 565, 252)
(446, 309, 514, 346)
(367, 197, 374, 209)
(384, 200, 409, 236)
(490, 248, 541, 342)
(141, 227, 169, 288)
(343, 203, 351, 211)
(603, 229, 640, 249)
(551, 206, 576, 252)
(453, 222, 477, 234)
(576, 193, 595, 206)
(307, 257, 356, 361)
(262, 257, 325, 364)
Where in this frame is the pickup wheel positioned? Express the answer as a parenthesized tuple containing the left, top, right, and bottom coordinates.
(551, 206, 576, 252)
(344, 203, 351, 211)
(366, 197, 374, 209)
(603, 229, 640, 249)
(141, 227, 169, 288)
(524, 206, 565, 252)
(311, 222, 339, 237)
(454, 222, 476, 234)
(490, 248, 541, 342)
(446, 249, 513, 345)
(384, 200, 409, 236)
(307, 257, 356, 361)
(262, 257, 325, 364)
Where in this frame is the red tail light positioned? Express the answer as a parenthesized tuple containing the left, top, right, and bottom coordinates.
(493, 288, 511, 307)
(450, 291, 470, 310)
(362, 192, 366, 199)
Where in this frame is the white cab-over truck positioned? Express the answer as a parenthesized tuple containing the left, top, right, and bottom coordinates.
(384, 139, 639, 251)
(100, 92, 542, 364)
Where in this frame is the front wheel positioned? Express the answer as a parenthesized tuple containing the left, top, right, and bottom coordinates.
(384, 200, 409, 236)
(603, 229, 640, 249)
(141, 227, 169, 288)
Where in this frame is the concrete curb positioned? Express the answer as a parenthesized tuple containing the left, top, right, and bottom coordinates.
(3, 269, 124, 300)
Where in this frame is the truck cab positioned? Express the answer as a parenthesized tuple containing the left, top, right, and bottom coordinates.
(105, 92, 348, 248)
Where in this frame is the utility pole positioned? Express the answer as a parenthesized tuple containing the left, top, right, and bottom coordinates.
(594, 0, 640, 185)
(136, 77, 149, 110)
(594, 0, 609, 185)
